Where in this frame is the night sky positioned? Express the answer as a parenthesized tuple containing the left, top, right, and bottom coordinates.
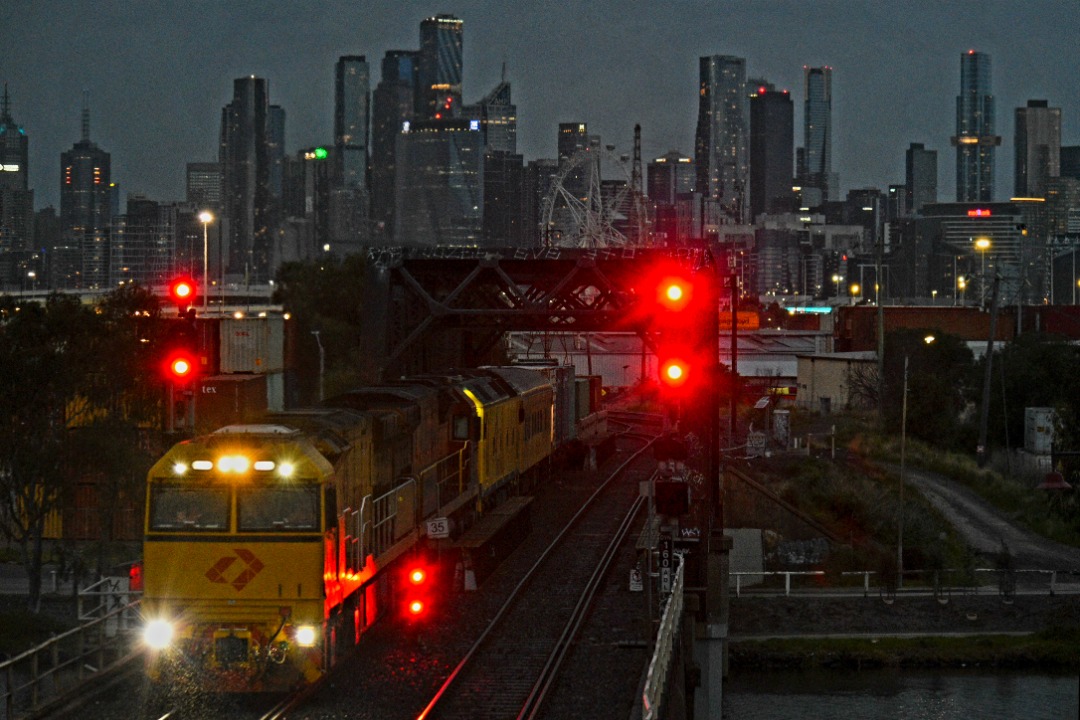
(3, 0, 1078, 210)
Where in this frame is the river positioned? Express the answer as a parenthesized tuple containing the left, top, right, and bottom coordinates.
(722, 669, 1079, 719)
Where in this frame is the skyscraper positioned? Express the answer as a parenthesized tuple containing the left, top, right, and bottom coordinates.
(417, 14, 463, 120)
(186, 162, 222, 209)
(371, 50, 419, 240)
(220, 76, 272, 282)
(952, 50, 1001, 202)
(1014, 100, 1061, 198)
(0, 85, 34, 273)
(905, 143, 937, 214)
(394, 117, 484, 246)
(335, 56, 370, 194)
(749, 86, 793, 222)
(647, 151, 695, 206)
(60, 97, 111, 288)
(467, 80, 516, 155)
(695, 55, 749, 223)
(801, 66, 834, 202)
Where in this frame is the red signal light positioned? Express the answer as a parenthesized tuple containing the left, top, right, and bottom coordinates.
(164, 351, 197, 383)
(168, 277, 197, 310)
(656, 275, 693, 311)
(660, 358, 691, 388)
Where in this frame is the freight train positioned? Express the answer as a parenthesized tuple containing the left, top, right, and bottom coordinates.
(139, 365, 600, 692)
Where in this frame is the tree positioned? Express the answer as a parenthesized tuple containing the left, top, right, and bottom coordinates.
(273, 255, 370, 402)
(882, 329, 974, 449)
(0, 288, 165, 610)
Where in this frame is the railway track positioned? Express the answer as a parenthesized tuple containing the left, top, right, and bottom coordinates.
(414, 433, 656, 720)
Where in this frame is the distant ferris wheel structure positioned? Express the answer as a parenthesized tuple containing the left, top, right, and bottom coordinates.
(540, 136, 651, 249)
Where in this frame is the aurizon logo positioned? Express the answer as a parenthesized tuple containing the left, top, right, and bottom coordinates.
(206, 549, 265, 591)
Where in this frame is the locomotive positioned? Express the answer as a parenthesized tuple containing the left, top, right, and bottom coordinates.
(139, 365, 587, 692)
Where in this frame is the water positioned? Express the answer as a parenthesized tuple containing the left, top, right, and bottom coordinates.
(722, 669, 1079, 719)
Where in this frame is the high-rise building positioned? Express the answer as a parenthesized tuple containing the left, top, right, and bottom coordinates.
(466, 80, 516, 155)
(60, 97, 112, 288)
(417, 14, 463, 120)
(952, 50, 1001, 202)
(219, 76, 272, 282)
(1062, 146, 1080, 181)
(371, 50, 419, 241)
(695, 55, 749, 223)
(801, 66, 835, 202)
(394, 117, 484, 246)
(905, 143, 938, 214)
(483, 150, 524, 247)
(0, 85, 34, 277)
(647, 151, 695, 206)
(1014, 100, 1061, 198)
(186, 162, 221, 209)
(749, 86, 793, 222)
(268, 104, 286, 200)
(335, 56, 370, 194)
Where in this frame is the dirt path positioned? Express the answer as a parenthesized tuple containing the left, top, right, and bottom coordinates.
(902, 466, 1080, 571)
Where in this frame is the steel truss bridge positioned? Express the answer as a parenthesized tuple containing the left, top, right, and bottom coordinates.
(361, 245, 717, 381)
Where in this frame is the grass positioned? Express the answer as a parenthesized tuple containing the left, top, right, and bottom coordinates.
(730, 627, 1080, 670)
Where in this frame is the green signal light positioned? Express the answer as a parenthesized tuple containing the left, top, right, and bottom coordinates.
(314, 147, 328, 160)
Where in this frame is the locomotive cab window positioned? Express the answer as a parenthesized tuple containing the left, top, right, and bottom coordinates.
(150, 484, 229, 531)
(238, 485, 320, 531)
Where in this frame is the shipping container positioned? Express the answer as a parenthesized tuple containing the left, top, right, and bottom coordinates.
(219, 316, 285, 373)
(194, 374, 269, 433)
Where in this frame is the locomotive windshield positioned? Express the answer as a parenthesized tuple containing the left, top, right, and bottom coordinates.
(149, 484, 229, 531)
(238, 485, 320, 531)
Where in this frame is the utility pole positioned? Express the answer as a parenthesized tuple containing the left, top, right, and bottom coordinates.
(977, 274, 1001, 468)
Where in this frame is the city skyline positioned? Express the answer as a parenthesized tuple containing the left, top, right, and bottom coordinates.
(2, 0, 1079, 210)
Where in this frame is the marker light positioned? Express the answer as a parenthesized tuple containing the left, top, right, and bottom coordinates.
(143, 620, 175, 650)
(294, 625, 317, 647)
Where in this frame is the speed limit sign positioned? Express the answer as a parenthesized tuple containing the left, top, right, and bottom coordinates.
(426, 517, 450, 539)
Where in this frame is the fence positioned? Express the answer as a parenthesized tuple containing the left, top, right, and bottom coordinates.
(730, 567, 1078, 598)
(641, 555, 684, 720)
(1, 598, 141, 720)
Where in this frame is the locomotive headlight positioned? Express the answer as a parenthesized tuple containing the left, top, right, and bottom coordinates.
(143, 619, 175, 650)
(217, 455, 250, 473)
(277, 462, 295, 479)
(171, 462, 188, 476)
(294, 625, 317, 647)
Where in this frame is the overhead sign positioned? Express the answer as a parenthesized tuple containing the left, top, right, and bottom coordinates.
(717, 311, 760, 331)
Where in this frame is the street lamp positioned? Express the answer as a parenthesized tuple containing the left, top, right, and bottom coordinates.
(198, 211, 213, 313)
(957, 276, 967, 305)
(849, 283, 860, 305)
(974, 237, 991, 307)
(832, 273, 842, 299)
(898, 334, 936, 590)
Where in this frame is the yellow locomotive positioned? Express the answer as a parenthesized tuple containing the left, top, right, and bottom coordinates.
(139, 367, 569, 692)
